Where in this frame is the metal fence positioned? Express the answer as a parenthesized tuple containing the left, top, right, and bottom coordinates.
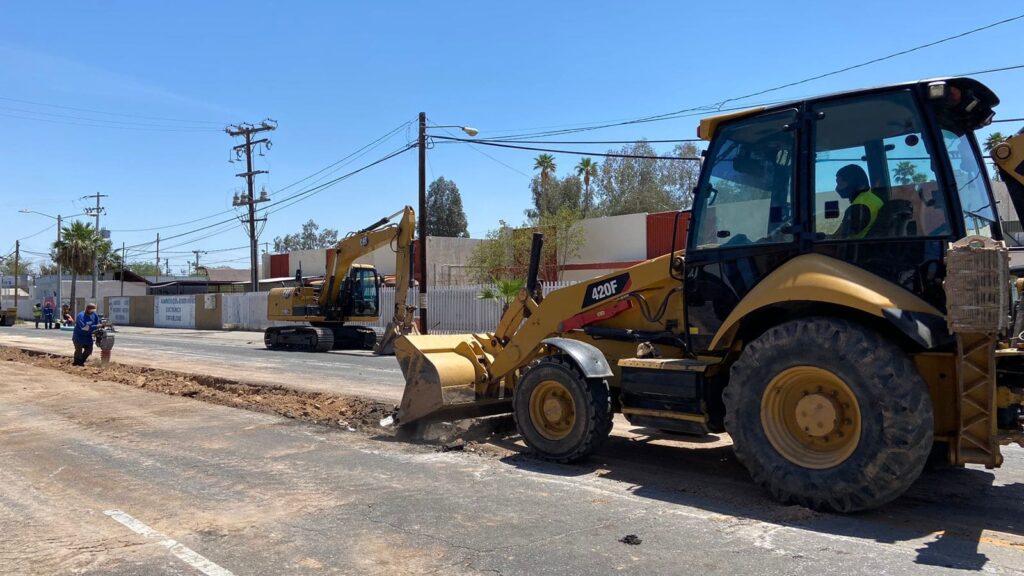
(352, 281, 575, 334)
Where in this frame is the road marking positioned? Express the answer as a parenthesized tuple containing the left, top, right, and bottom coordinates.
(104, 509, 234, 576)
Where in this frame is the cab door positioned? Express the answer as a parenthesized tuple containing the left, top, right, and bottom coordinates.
(684, 109, 803, 351)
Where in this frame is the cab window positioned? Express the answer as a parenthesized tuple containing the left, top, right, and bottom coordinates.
(812, 91, 951, 240)
(691, 110, 796, 249)
(942, 129, 996, 238)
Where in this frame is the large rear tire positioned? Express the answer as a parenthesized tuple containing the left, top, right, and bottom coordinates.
(513, 355, 613, 463)
(724, 317, 933, 513)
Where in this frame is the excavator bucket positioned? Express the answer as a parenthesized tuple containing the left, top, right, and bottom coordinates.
(392, 333, 512, 427)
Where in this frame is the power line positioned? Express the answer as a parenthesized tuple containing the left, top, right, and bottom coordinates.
(993, 117, 1023, 124)
(0, 112, 225, 132)
(432, 135, 701, 160)
(261, 144, 416, 216)
(704, 13, 1024, 112)
(0, 95, 224, 125)
(477, 16, 1024, 142)
(123, 145, 415, 256)
(0, 105, 223, 131)
(111, 120, 413, 236)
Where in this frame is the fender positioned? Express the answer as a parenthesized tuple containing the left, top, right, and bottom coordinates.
(709, 254, 944, 350)
(542, 337, 614, 379)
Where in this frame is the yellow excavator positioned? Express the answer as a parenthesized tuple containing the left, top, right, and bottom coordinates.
(264, 206, 417, 354)
(392, 77, 1024, 512)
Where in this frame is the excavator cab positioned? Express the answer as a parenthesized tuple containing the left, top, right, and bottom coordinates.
(393, 78, 1024, 512)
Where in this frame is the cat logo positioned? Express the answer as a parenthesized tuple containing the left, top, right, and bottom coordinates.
(360, 236, 370, 247)
(582, 272, 631, 308)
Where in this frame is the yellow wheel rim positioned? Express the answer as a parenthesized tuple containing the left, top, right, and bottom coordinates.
(760, 366, 861, 469)
(529, 379, 577, 441)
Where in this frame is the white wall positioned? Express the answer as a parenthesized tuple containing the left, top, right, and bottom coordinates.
(27, 278, 146, 318)
(566, 213, 647, 267)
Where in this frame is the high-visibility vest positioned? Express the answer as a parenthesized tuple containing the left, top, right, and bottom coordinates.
(849, 190, 884, 239)
(32, 307, 41, 319)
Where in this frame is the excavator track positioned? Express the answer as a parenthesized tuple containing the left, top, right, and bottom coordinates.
(264, 326, 334, 352)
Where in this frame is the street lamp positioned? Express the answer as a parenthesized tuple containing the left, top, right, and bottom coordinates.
(417, 112, 479, 334)
(19, 209, 87, 313)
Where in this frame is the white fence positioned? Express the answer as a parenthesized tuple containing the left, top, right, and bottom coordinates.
(350, 281, 575, 334)
(221, 292, 291, 331)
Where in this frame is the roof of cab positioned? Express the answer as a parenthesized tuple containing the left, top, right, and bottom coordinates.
(695, 77, 998, 141)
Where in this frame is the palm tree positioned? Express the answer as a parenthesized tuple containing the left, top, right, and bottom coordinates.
(52, 221, 103, 315)
(985, 132, 1007, 180)
(478, 278, 526, 314)
(575, 157, 597, 216)
(534, 154, 557, 186)
(892, 161, 919, 185)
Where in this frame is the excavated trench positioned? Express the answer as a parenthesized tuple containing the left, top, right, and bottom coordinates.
(0, 345, 517, 454)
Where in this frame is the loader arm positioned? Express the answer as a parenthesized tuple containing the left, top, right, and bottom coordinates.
(393, 250, 686, 425)
(487, 253, 683, 379)
(992, 129, 1024, 220)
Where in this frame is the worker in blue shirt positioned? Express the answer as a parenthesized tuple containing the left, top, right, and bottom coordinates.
(72, 303, 100, 366)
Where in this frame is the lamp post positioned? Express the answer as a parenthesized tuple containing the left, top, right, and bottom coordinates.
(417, 112, 478, 334)
(19, 210, 87, 313)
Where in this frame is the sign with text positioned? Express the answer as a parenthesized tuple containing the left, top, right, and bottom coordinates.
(108, 297, 130, 325)
(154, 296, 196, 329)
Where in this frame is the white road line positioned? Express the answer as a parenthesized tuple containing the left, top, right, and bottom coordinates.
(103, 509, 234, 576)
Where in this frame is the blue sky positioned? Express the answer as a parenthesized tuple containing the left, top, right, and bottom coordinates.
(1, 1, 1022, 274)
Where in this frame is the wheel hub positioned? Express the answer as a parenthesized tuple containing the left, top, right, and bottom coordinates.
(530, 380, 577, 441)
(795, 394, 838, 437)
(761, 366, 862, 469)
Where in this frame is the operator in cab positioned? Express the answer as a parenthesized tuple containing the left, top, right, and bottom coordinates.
(834, 164, 884, 239)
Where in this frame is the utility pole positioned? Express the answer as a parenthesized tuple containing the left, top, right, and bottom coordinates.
(414, 114, 476, 334)
(226, 119, 276, 292)
(120, 242, 126, 297)
(155, 233, 160, 283)
(191, 250, 206, 275)
(56, 214, 63, 310)
(13, 240, 19, 309)
(82, 192, 108, 300)
(418, 112, 428, 334)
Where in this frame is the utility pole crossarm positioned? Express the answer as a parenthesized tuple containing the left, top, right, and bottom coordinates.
(226, 119, 276, 291)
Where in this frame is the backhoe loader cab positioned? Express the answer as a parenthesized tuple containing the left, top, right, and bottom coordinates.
(393, 78, 1024, 512)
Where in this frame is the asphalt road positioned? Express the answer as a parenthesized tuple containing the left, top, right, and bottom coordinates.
(5, 324, 1024, 574)
(0, 324, 407, 401)
(5, 360, 1024, 574)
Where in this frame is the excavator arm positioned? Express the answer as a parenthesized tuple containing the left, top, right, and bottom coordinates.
(992, 128, 1024, 220)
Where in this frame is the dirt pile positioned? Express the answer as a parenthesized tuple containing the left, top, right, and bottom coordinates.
(0, 346, 394, 434)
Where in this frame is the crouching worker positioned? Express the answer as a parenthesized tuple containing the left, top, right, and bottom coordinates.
(72, 303, 100, 366)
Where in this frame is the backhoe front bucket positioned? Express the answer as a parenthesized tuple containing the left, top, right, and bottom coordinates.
(393, 334, 512, 426)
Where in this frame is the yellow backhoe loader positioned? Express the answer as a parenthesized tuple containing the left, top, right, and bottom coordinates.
(264, 206, 417, 354)
(392, 77, 1024, 512)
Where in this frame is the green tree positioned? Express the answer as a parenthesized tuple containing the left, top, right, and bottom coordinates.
(534, 154, 557, 185)
(477, 278, 525, 313)
(52, 221, 104, 314)
(527, 174, 582, 220)
(272, 220, 339, 252)
(595, 141, 678, 215)
(125, 261, 162, 276)
(893, 161, 920, 185)
(468, 208, 585, 283)
(38, 262, 59, 276)
(662, 143, 703, 209)
(985, 132, 1007, 180)
(0, 257, 32, 277)
(425, 177, 470, 237)
(575, 157, 598, 217)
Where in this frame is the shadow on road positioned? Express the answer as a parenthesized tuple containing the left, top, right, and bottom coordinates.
(493, 428, 1024, 571)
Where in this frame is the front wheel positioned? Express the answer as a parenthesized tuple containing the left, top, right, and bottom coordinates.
(513, 356, 613, 463)
(724, 317, 933, 513)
